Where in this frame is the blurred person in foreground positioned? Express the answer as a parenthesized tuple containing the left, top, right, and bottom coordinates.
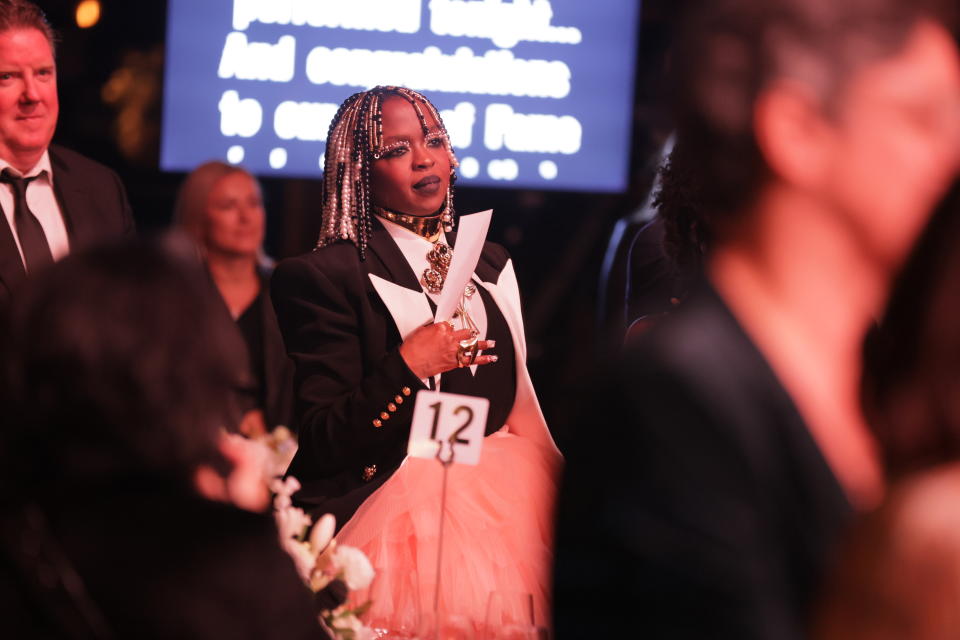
(816, 183, 960, 639)
(0, 239, 324, 638)
(554, 0, 960, 637)
(174, 161, 294, 438)
(0, 0, 134, 308)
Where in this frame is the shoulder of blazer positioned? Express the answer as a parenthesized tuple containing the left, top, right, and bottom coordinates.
(625, 282, 807, 452)
(479, 240, 510, 270)
(469, 239, 511, 284)
(296, 240, 366, 277)
(628, 283, 745, 383)
(48, 144, 117, 181)
(272, 241, 368, 294)
(47, 144, 134, 243)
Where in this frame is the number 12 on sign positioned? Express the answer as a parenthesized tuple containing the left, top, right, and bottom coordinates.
(407, 391, 489, 466)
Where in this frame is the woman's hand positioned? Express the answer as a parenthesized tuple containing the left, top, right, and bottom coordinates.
(399, 322, 498, 379)
(237, 409, 268, 438)
(194, 433, 270, 513)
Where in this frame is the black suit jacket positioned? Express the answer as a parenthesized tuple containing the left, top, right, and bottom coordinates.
(258, 266, 297, 430)
(0, 144, 135, 305)
(271, 219, 556, 527)
(554, 282, 852, 639)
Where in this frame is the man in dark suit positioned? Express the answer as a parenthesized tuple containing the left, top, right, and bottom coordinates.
(0, 0, 133, 306)
(555, 0, 960, 637)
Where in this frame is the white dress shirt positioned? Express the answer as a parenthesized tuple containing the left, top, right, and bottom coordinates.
(0, 151, 69, 269)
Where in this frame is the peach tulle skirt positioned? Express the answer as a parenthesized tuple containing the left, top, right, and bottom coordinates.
(336, 429, 559, 633)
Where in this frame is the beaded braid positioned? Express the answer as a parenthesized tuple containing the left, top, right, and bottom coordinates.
(317, 86, 459, 260)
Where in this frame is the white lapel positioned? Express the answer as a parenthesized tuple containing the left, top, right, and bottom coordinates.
(368, 273, 433, 341)
(368, 273, 435, 387)
(476, 259, 526, 363)
(477, 259, 560, 456)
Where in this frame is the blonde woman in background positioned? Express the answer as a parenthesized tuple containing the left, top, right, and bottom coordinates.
(174, 161, 294, 437)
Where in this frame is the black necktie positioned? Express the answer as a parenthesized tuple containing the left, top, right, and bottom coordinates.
(2, 168, 52, 273)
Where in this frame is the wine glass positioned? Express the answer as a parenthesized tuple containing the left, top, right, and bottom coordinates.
(419, 610, 476, 640)
(483, 591, 538, 640)
(365, 565, 422, 639)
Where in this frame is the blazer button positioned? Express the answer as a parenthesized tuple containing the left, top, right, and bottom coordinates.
(387, 402, 397, 412)
(362, 465, 377, 482)
(402, 387, 412, 396)
(380, 411, 390, 420)
(372, 418, 383, 428)
(395, 395, 404, 404)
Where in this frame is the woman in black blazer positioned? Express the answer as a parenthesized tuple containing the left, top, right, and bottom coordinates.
(271, 86, 561, 632)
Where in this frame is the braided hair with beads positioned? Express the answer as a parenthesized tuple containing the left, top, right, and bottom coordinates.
(317, 86, 459, 260)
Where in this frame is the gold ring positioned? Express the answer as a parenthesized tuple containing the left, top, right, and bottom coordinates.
(456, 336, 479, 368)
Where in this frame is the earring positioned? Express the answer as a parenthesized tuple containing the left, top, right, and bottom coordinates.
(442, 169, 456, 232)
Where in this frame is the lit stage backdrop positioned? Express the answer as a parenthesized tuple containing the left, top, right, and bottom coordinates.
(161, 0, 640, 192)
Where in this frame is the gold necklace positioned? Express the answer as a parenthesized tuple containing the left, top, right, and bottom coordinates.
(375, 206, 452, 293)
(375, 207, 442, 243)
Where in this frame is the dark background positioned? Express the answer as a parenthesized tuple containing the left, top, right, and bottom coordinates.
(39, 0, 677, 448)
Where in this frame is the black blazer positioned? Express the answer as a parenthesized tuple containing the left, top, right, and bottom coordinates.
(554, 282, 852, 639)
(0, 145, 135, 305)
(257, 266, 297, 430)
(271, 219, 556, 526)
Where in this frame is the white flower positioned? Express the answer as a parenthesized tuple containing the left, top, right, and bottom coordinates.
(258, 426, 299, 477)
(356, 627, 377, 640)
(310, 513, 336, 552)
(332, 544, 375, 590)
(275, 503, 312, 544)
(333, 611, 363, 633)
(273, 492, 292, 510)
(283, 538, 317, 582)
(270, 475, 301, 499)
(326, 609, 377, 640)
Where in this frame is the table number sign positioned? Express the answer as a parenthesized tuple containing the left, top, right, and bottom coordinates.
(408, 390, 489, 465)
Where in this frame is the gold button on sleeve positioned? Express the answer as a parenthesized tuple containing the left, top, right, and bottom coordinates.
(402, 387, 411, 396)
(395, 395, 404, 404)
(380, 411, 390, 420)
(373, 418, 382, 428)
(388, 402, 397, 412)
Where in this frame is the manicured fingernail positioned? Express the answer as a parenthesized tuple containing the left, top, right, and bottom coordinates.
(487, 340, 496, 348)
(490, 355, 498, 362)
